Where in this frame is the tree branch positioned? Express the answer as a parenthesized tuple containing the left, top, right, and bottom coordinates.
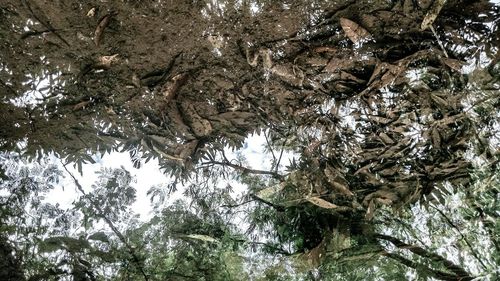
(250, 194, 286, 212)
(264, 130, 277, 166)
(229, 237, 292, 256)
(383, 252, 470, 281)
(220, 199, 253, 209)
(275, 135, 288, 173)
(21, 0, 70, 46)
(202, 160, 283, 179)
(431, 205, 489, 270)
(376, 234, 474, 281)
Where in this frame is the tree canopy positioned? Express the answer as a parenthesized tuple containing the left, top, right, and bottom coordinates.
(0, 0, 499, 280)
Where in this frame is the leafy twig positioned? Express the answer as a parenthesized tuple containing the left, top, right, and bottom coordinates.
(61, 162, 149, 281)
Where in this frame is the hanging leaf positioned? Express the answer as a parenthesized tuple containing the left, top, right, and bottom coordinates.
(184, 234, 219, 244)
(379, 132, 395, 145)
(339, 18, 373, 44)
(88, 232, 110, 243)
(421, 0, 447, 30)
(431, 127, 441, 149)
(365, 200, 376, 220)
(306, 196, 338, 209)
(324, 165, 354, 196)
(38, 237, 65, 253)
(73, 100, 90, 111)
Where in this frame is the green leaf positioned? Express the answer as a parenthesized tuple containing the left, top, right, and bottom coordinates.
(88, 231, 110, 243)
(38, 237, 65, 253)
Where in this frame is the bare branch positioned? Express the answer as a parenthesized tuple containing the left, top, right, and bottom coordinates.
(264, 130, 277, 165)
(202, 160, 283, 179)
(250, 194, 286, 212)
(275, 136, 288, 173)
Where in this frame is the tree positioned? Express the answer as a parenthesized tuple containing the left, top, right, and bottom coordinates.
(1, 0, 499, 280)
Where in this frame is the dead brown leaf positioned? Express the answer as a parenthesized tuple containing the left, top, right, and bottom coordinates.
(271, 64, 304, 87)
(431, 127, 441, 149)
(73, 100, 90, 111)
(354, 162, 373, 175)
(339, 18, 373, 44)
(324, 165, 354, 196)
(379, 132, 395, 145)
(441, 57, 465, 72)
(95, 54, 119, 69)
(94, 11, 117, 46)
(431, 92, 449, 108)
(313, 46, 337, 53)
(340, 71, 366, 84)
(365, 200, 375, 220)
(324, 57, 353, 73)
(162, 73, 189, 103)
(306, 196, 338, 209)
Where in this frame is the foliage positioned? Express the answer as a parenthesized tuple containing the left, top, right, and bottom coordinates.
(1, 0, 500, 280)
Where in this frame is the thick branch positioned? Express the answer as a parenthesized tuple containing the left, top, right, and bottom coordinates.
(250, 194, 286, 212)
(383, 252, 470, 281)
(376, 234, 474, 281)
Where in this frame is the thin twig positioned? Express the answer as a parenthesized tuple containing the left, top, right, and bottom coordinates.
(430, 25, 449, 58)
(264, 131, 277, 166)
(431, 205, 489, 270)
(249, 194, 286, 211)
(21, 0, 70, 46)
(275, 136, 288, 173)
(202, 160, 283, 179)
